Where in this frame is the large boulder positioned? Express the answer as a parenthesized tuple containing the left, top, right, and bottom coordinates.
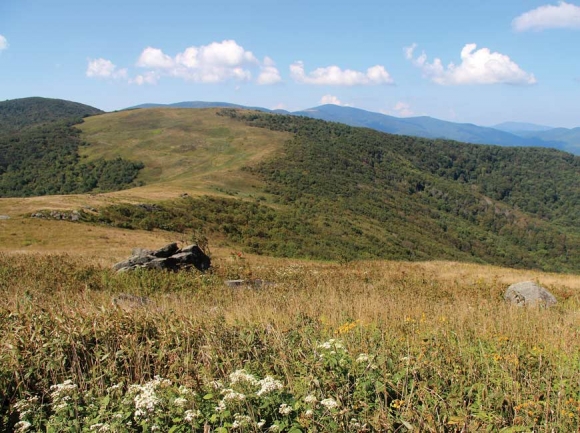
(113, 243, 211, 273)
(504, 281, 557, 307)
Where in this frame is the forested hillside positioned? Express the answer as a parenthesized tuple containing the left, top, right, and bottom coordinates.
(0, 98, 143, 197)
(0, 97, 103, 132)
(77, 108, 579, 272)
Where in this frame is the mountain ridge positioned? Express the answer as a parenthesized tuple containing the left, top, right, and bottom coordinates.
(126, 101, 577, 154)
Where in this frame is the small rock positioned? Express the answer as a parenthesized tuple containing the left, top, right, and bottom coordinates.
(0, 215, 10, 220)
(504, 281, 557, 307)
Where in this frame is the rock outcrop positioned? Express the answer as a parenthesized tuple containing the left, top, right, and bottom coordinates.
(504, 281, 557, 307)
(113, 243, 211, 273)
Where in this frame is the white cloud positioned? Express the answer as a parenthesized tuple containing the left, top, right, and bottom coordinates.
(86, 58, 128, 79)
(319, 94, 351, 106)
(257, 56, 282, 85)
(405, 43, 536, 85)
(513, 1, 580, 31)
(272, 103, 286, 110)
(0, 35, 8, 51)
(136, 40, 269, 84)
(393, 101, 414, 117)
(290, 61, 394, 85)
(130, 71, 159, 85)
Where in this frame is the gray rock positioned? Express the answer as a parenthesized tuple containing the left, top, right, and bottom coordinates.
(505, 281, 557, 307)
(152, 243, 179, 258)
(142, 258, 168, 270)
(0, 215, 10, 220)
(224, 279, 274, 289)
(225, 279, 246, 288)
(180, 245, 211, 271)
(132, 247, 154, 257)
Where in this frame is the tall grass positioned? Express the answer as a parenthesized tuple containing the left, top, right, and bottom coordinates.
(1, 252, 579, 431)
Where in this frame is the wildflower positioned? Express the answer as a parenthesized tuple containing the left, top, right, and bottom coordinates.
(89, 423, 111, 432)
(215, 400, 227, 412)
(320, 398, 339, 409)
(184, 409, 201, 422)
(279, 403, 293, 416)
(257, 376, 284, 396)
(304, 409, 314, 418)
(179, 385, 194, 395)
(356, 354, 370, 363)
(268, 425, 280, 432)
(232, 414, 252, 428)
(209, 380, 224, 390)
(317, 339, 344, 350)
(230, 369, 259, 386)
(151, 425, 160, 431)
(50, 380, 77, 400)
(221, 388, 246, 402)
(257, 420, 267, 428)
(304, 394, 317, 404)
(14, 421, 31, 432)
(106, 383, 122, 393)
(173, 397, 188, 407)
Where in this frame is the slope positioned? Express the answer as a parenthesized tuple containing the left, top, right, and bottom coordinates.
(0, 97, 103, 132)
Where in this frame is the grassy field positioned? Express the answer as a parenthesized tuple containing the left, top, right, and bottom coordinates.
(1, 244, 580, 431)
(78, 108, 290, 199)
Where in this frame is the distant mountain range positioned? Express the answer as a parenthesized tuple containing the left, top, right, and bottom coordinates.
(127, 101, 580, 155)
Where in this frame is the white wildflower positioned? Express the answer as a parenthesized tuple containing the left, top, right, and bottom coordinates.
(215, 400, 227, 412)
(232, 413, 252, 428)
(278, 403, 293, 416)
(151, 425, 160, 431)
(317, 339, 344, 350)
(113, 413, 124, 419)
(349, 418, 363, 429)
(304, 409, 314, 418)
(221, 388, 246, 402)
(257, 376, 283, 396)
(320, 397, 339, 409)
(268, 425, 280, 432)
(106, 383, 122, 393)
(257, 419, 267, 428)
(209, 380, 224, 390)
(50, 380, 77, 400)
(173, 397, 188, 407)
(14, 421, 32, 432)
(304, 394, 317, 404)
(356, 354, 370, 363)
(179, 385, 194, 395)
(184, 409, 201, 422)
(229, 369, 258, 386)
(89, 423, 111, 432)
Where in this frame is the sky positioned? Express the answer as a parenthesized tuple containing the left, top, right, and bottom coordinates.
(0, 0, 579, 127)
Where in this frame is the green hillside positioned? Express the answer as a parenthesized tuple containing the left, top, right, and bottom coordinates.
(0, 97, 103, 132)
(74, 108, 579, 272)
(0, 98, 142, 197)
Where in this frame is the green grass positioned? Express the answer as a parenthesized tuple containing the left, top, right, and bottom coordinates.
(78, 109, 291, 197)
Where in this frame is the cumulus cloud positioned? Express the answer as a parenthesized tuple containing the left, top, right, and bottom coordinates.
(319, 94, 351, 106)
(405, 43, 536, 85)
(257, 56, 282, 85)
(513, 1, 580, 31)
(290, 61, 394, 85)
(130, 71, 159, 86)
(135, 40, 270, 83)
(0, 35, 8, 51)
(86, 58, 128, 79)
(393, 101, 414, 117)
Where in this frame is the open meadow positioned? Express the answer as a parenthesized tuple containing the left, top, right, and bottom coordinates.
(1, 231, 580, 431)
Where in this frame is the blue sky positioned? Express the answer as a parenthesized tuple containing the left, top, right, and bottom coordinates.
(1, 0, 579, 127)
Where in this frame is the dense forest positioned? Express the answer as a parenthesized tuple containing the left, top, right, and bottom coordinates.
(0, 97, 103, 132)
(85, 110, 579, 272)
(0, 98, 143, 197)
